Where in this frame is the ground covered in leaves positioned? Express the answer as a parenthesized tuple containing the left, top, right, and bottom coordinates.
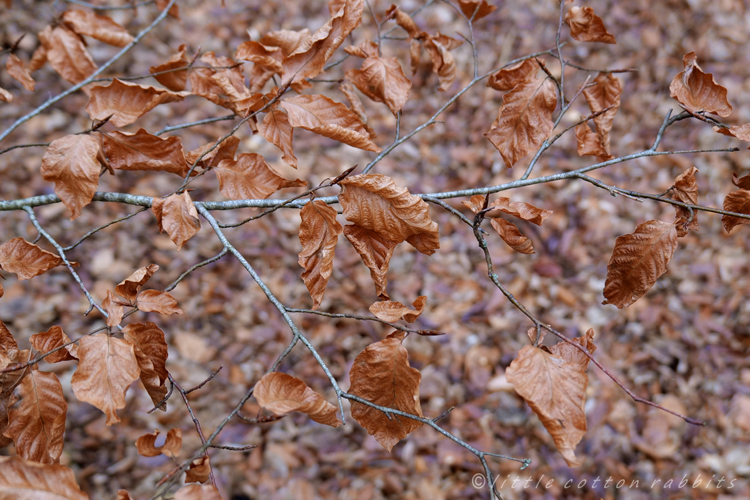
(1, 0, 750, 499)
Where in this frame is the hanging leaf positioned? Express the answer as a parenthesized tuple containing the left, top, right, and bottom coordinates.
(488, 197, 553, 226)
(343, 225, 398, 300)
(135, 290, 183, 315)
(4, 369, 67, 464)
(369, 296, 426, 323)
(715, 124, 750, 146)
(299, 200, 343, 310)
(0, 87, 12, 102)
(149, 44, 190, 91)
(487, 59, 537, 91)
(344, 40, 379, 59)
(582, 72, 622, 159)
(0, 322, 17, 355)
(722, 189, 750, 233)
(135, 428, 182, 458)
(280, 94, 381, 152)
(575, 122, 609, 158)
(281, 0, 364, 85)
(5, 54, 35, 91)
(671, 166, 699, 236)
(0, 238, 64, 280)
(102, 290, 124, 328)
(339, 81, 377, 139)
(485, 77, 557, 169)
(71, 333, 140, 425)
(115, 264, 159, 304)
(215, 154, 306, 200)
(38, 25, 97, 85)
(185, 456, 212, 484)
(505, 329, 596, 467)
(40, 134, 102, 219)
(0, 456, 89, 500)
(345, 56, 411, 115)
(185, 136, 240, 171)
(29, 326, 77, 363)
(338, 173, 439, 254)
(151, 192, 201, 250)
(61, 9, 134, 47)
(457, 0, 496, 21)
(86, 79, 187, 127)
(348, 331, 422, 452)
(461, 194, 487, 214)
(564, 6, 616, 44)
(669, 52, 732, 117)
(123, 322, 169, 410)
(733, 172, 750, 189)
(235, 41, 284, 74)
(260, 29, 311, 57)
(490, 218, 534, 254)
(422, 33, 462, 91)
(602, 220, 678, 308)
(174, 484, 224, 500)
(102, 129, 187, 176)
(384, 5, 421, 39)
(253, 372, 341, 427)
(259, 105, 298, 168)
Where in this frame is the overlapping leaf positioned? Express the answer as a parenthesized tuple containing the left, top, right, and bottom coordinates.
(152, 192, 201, 250)
(215, 154, 306, 200)
(505, 329, 596, 467)
(102, 129, 187, 176)
(582, 72, 622, 159)
(575, 122, 608, 158)
(123, 322, 169, 410)
(0, 238, 63, 280)
(671, 166, 699, 236)
(669, 52, 732, 117)
(86, 79, 187, 127)
(369, 296, 426, 323)
(339, 81, 377, 139)
(0, 456, 89, 500)
(489, 197, 553, 226)
(602, 220, 678, 308)
(343, 225, 398, 300)
(61, 9, 134, 47)
(38, 25, 97, 85)
(422, 33, 462, 91)
(490, 218, 534, 254)
(348, 331, 422, 452)
(299, 200, 343, 309)
(185, 136, 240, 171)
(345, 55, 411, 114)
(259, 105, 297, 168)
(6, 54, 35, 91)
(115, 264, 159, 303)
(253, 372, 341, 427)
(102, 290, 124, 328)
(722, 187, 750, 233)
(29, 326, 77, 363)
(185, 456, 212, 484)
(564, 6, 616, 44)
(487, 59, 537, 91)
(136, 290, 183, 315)
(135, 428, 182, 458)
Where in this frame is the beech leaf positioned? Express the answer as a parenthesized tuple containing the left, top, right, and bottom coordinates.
(185, 136, 240, 171)
(462, 194, 487, 214)
(135, 428, 182, 458)
(575, 122, 609, 158)
(216, 154, 306, 200)
(505, 329, 596, 467)
(29, 326, 77, 363)
(0, 456, 89, 500)
(732, 172, 750, 190)
(423, 33, 462, 91)
(86, 79, 187, 127)
(102, 129, 187, 176)
(369, 296, 426, 323)
(5, 54, 35, 91)
(457, 0, 496, 22)
(123, 322, 169, 411)
(671, 166, 699, 236)
(71, 333, 140, 425)
(38, 25, 97, 85)
(384, 5, 421, 39)
(40, 134, 102, 219)
(487, 59, 537, 91)
(115, 264, 159, 303)
(102, 290, 124, 328)
(259, 29, 311, 57)
(149, 44, 189, 91)
(602, 220, 678, 308)
(722, 189, 750, 233)
(280, 94, 381, 152)
(0, 87, 12, 102)
(185, 456, 212, 484)
(0, 238, 63, 280)
(299, 200, 343, 310)
(490, 218, 534, 254)
(345, 56, 411, 115)
(136, 290, 183, 315)
(582, 72, 622, 159)
(343, 225, 398, 300)
(489, 197, 553, 226)
(174, 484, 225, 500)
(151, 192, 201, 250)
(253, 372, 341, 427)
(348, 331, 422, 452)
(4, 370, 67, 464)
(715, 124, 750, 146)
(339, 81, 377, 139)
(259, 106, 298, 168)
(564, 6, 616, 44)
(669, 52, 732, 117)
(485, 77, 557, 168)
(62, 9, 134, 47)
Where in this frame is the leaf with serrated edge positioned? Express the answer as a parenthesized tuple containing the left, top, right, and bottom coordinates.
(71, 333, 140, 425)
(41, 135, 101, 220)
(254, 372, 341, 427)
(135, 428, 182, 458)
(343, 225, 398, 300)
(299, 201, 342, 309)
(216, 154, 306, 200)
(348, 330, 422, 452)
(0, 456, 89, 500)
(0, 238, 63, 280)
(602, 220, 678, 308)
(505, 329, 596, 467)
(669, 52, 732, 117)
(151, 192, 201, 250)
(369, 296, 426, 323)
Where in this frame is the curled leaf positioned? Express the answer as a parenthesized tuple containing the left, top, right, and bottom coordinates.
(29, 326, 77, 363)
(149, 44, 189, 91)
(185, 456, 212, 484)
(38, 25, 97, 85)
(457, 0, 496, 21)
(62, 9, 134, 47)
(732, 172, 750, 189)
(462, 194, 487, 214)
(715, 124, 750, 146)
(259, 105, 297, 168)
(6, 54, 35, 91)
(185, 136, 240, 171)
(575, 122, 609, 158)
(102, 290, 124, 328)
(490, 218, 534, 254)
(582, 72, 621, 159)
(339, 81, 377, 140)
(564, 6, 616, 44)
(254, 372, 341, 427)
(299, 200, 343, 310)
(669, 52, 732, 117)
(174, 484, 224, 500)
(487, 59, 537, 91)
(136, 290, 183, 315)
(671, 166, 699, 236)
(86, 79, 187, 127)
(384, 5, 421, 39)
(345, 56, 411, 115)
(423, 33, 462, 92)
(489, 197, 552, 226)
(115, 264, 159, 303)
(216, 154, 306, 200)
(602, 220, 678, 308)
(152, 192, 201, 250)
(123, 322, 169, 410)
(0, 238, 63, 280)
(343, 225, 398, 300)
(722, 189, 750, 233)
(369, 296, 426, 323)
(0, 456, 89, 500)
(135, 428, 182, 458)
(102, 129, 187, 176)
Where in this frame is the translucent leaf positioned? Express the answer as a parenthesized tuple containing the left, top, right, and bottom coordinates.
(115, 264, 159, 303)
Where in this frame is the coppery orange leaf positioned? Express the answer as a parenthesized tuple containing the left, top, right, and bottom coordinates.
(0, 238, 63, 280)
(102, 129, 187, 176)
(715, 124, 750, 146)
(123, 322, 169, 410)
(489, 197, 553, 226)
(135, 428, 182, 458)
(505, 329, 596, 467)
(62, 9, 134, 47)
(216, 154, 306, 200)
(174, 484, 224, 500)
(40, 134, 101, 219)
(582, 72, 621, 159)
(345, 56, 411, 115)
(575, 122, 609, 158)
(185, 456, 212, 484)
(369, 296, 426, 323)
(29, 326, 77, 363)
(38, 25, 97, 85)
(564, 6, 616, 44)
(732, 172, 750, 189)
(149, 44, 190, 91)
(0, 87, 12, 102)
(235, 41, 284, 74)
(348, 330, 422, 452)
(671, 166, 699, 236)
(5, 54, 35, 91)
(603, 220, 678, 308)
(71, 333, 140, 425)
(254, 372, 341, 427)
(343, 225, 398, 300)
(102, 290, 124, 328)
(151, 192, 201, 250)
(339, 81, 377, 139)
(486, 59, 537, 91)
(384, 5, 421, 39)
(457, 0, 496, 21)
(669, 52, 732, 117)
(485, 77, 557, 168)
(185, 136, 240, 171)
(0, 321, 17, 355)
(0, 456, 89, 499)
(259, 29, 311, 57)
(115, 264, 159, 304)
(462, 194, 487, 214)
(490, 218, 534, 254)
(299, 200, 342, 310)
(722, 189, 750, 233)
(259, 105, 297, 168)
(136, 290, 183, 316)
(86, 79, 187, 127)
(422, 33, 462, 92)
(344, 40, 379, 59)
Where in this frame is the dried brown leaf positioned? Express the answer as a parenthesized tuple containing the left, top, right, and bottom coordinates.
(259, 105, 297, 168)
(457, 0, 496, 21)
(343, 225, 397, 300)
(732, 172, 750, 189)
(505, 330, 596, 467)
(369, 296, 426, 323)
(62, 9, 134, 47)
(185, 456, 212, 484)
(41, 134, 101, 219)
(423, 33, 462, 91)
(489, 197, 553, 226)
(384, 5, 421, 38)
(345, 56, 411, 115)
(487, 59, 537, 91)
(136, 290, 183, 315)
(86, 79, 187, 127)
(715, 124, 750, 146)
(280, 94, 381, 152)
(344, 40, 379, 59)
(339, 173, 439, 254)
(603, 220, 678, 308)
(485, 77, 557, 168)
(349, 330, 422, 452)
(299, 201, 342, 310)
(38, 25, 97, 85)
(490, 218, 534, 254)
(4, 370, 67, 464)
(235, 41, 284, 74)
(0, 322, 17, 355)
(0, 87, 12, 102)
(151, 192, 201, 250)
(102, 290, 124, 328)
(102, 129, 187, 176)
(185, 136, 240, 171)
(254, 372, 341, 427)
(0, 238, 63, 280)
(564, 6, 616, 44)
(0, 456, 89, 499)
(71, 333, 140, 425)
(28, 44, 47, 73)
(29, 326, 77, 363)
(149, 44, 189, 91)
(216, 154, 306, 200)
(123, 322, 169, 411)
(671, 166, 699, 236)
(339, 81, 377, 139)
(462, 194, 487, 214)
(135, 428, 182, 458)
(174, 484, 224, 500)
(582, 72, 621, 158)
(722, 189, 750, 233)
(115, 264, 159, 303)
(575, 122, 609, 158)
(5, 54, 35, 91)
(260, 29, 311, 57)
(669, 52, 732, 117)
